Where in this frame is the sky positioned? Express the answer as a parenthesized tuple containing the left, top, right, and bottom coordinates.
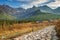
(0, 0, 60, 9)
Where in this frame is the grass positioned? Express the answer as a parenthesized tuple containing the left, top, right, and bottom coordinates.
(0, 14, 16, 20)
(23, 13, 60, 21)
(0, 21, 51, 39)
(0, 19, 60, 39)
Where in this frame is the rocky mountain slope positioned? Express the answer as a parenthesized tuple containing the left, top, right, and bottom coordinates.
(0, 5, 60, 21)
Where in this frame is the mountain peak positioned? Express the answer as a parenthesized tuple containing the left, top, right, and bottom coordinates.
(55, 7, 60, 10)
(40, 5, 50, 8)
(32, 6, 36, 8)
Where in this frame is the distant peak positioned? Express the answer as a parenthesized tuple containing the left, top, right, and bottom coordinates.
(32, 6, 36, 8)
(41, 5, 49, 8)
(56, 7, 60, 9)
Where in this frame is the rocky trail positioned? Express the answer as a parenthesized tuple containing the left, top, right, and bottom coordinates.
(13, 26, 58, 40)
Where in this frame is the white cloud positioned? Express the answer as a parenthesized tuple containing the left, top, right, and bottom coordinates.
(7, 0, 60, 9)
(23, 0, 60, 9)
(47, 0, 60, 9)
(21, 0, 48, 9)
(21, 4, 33, 9)
(31, 0, 48, 6)
(12, 0, 60, 9)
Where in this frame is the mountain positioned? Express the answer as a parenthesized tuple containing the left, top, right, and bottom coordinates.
(16, 8, 25, 12)
(39, 5, 60, 14)
(0, 5, 17, 14)
(0, 5, 17, 20)
(0, 5, 25, 14)
(13, 6, 60, 21)
(0, 5, 60, 21)
(0, 5, 25, 20)
(54, 7, 60, 14)
(39, 5, 54, 13)
(0, 10, 16, 20)
(22, 10, 60, 21)
(16, 6, 60, 21)
(15, 6, 41, 20)
(12, 7, 26, 18)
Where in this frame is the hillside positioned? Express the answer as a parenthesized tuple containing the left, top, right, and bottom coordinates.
(20, 11, 60, 21)
(0, 14, 16, 20)
(0, 5, 16, 20)
(0, 5, 60, 22)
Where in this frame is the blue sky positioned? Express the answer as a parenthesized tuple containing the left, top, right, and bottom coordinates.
(0, 0, 60, 9)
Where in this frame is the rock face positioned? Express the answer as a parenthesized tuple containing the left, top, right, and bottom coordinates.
(14, 26, 58, 40)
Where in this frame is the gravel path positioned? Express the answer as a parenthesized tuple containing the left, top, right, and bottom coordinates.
(14, 26, 58, 40)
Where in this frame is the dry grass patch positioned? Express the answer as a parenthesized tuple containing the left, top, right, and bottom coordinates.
(0, 22, 52, 39)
